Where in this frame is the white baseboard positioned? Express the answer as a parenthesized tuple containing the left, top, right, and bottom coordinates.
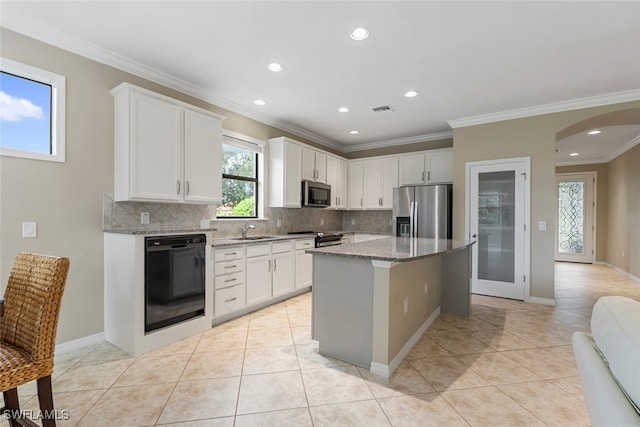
(527, 296, 556, 306)
(55, 332, 104, 356)
(594, 262, 640, 283)
(369, 306, 441, 378)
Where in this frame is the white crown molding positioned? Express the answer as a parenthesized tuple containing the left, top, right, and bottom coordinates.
(555, 159, 608, 167)
(0, 11, 343, 152)
(342, 131, 453, 153)
(448, 90, 640, 129)
(604, 133, 640, 163)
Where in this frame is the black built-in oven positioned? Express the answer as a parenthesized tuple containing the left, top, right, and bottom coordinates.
(145, 234, 206, 333)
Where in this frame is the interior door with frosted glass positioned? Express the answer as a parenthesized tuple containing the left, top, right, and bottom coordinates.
(468, 160, 528, 300)
(555, 173, 595, 263)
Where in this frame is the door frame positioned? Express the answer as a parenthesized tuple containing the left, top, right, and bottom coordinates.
(465, 157, 531, 301)
(554, 172, 597, 264)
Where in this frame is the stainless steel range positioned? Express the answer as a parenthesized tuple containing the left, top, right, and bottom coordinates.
(289, 231, 345, 248)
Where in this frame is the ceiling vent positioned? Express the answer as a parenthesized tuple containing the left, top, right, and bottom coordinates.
(372, 104, 395, 113)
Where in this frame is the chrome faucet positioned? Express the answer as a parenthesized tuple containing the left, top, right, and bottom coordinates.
(241, 221, 256, 239)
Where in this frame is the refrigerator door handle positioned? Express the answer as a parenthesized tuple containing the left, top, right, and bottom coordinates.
(410, 201, 417, 238)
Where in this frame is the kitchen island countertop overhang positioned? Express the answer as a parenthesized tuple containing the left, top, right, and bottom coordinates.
(306, 236, 475, 378)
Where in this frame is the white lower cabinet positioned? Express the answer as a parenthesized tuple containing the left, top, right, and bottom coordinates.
(245, 241, 294, 306)
(214, 246, 246, 316)
(295, 239, 314, 289)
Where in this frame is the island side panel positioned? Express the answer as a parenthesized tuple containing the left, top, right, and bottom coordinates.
(311, 254, 374, 368)
(441, 246, 472, 316)
(385, 256, 442, 363)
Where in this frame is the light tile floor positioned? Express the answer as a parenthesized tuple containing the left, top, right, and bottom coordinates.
(4, 262, 640, 426)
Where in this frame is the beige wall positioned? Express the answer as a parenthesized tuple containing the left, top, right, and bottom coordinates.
(606, 144, 640, 276)
(555, 163, 609, 262)
(452, 100, 640, 300)
(0, 28, 337, 344)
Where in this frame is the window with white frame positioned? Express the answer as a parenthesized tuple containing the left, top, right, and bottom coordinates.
(0, 57, 66, 162)
(216, 131, 265, 218)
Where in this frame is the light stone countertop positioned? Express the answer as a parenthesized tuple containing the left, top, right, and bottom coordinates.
(305, 236, 475, 262)
(103, 228, 215, 235)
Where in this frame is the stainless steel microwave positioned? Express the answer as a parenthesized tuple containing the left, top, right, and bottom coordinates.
(302, 180, 331, 208)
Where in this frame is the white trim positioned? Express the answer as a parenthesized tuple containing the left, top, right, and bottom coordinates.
(594, 262, 640, 284)
(0, 56, 66, 162)
(555, 159, 608, 167)
(342, 131, 453, 153)
(525, 296, 556, 306)
(370, 307, 440, 378)
(55, 332, 104, 356)
(604, 134, 640, 163)
(449, 89, 640, 129)
(222, 129, 265, 148)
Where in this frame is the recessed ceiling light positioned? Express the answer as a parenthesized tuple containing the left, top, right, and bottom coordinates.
(570, 152, 579, 156)
(349, 130, 359, 135)
(267, 63, 283, 72)
(254, 99, 266, 106)
(350, 27, 369, 41)
(338, 107, 349, 113)
(404, 91, 419, 98)
(588, 130, 601, 135)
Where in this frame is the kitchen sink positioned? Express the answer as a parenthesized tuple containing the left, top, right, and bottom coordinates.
(235, 235, 277, 241)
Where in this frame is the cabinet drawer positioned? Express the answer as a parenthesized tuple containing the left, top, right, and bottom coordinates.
(246, 243, 271, 258)
(215, 284, 245, 316)
(215, 259, 244, 276)
(215, 271, 244, 290)
(272, 241, 293, 254)
(214, 247, 244, 262)
(295, 239, 315, 250)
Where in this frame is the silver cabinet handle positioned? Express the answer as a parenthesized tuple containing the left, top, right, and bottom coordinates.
(361, 198, 363, 207)
(186, 180, 190, 195)
(274, 258, 277, 271)
(224, 278, 237, 283)
(422, 171, 425, 182)
(427, 171, 431, 181)
(225, 252, 237, 256)
(224, 297, 237, 303)
(268, 259, 271, 272)
(176, 180, 181, 194)
(225, 265, 237, 269)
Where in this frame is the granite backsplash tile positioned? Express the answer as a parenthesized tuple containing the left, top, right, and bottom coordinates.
(342, 210, 393, 234)
(103, 194, 352, 238)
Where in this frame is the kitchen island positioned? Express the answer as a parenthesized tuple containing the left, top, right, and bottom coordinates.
(306, 237, 474, 377)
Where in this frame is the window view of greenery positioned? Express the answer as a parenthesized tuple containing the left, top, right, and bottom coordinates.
(216, 145, 258, 218)
(0, 71, 52, 154)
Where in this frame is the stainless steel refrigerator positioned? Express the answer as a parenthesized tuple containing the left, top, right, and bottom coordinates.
(392, 184, 452, 239)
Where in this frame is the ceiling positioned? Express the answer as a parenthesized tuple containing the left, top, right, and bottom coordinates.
(2, 1, 639, 162)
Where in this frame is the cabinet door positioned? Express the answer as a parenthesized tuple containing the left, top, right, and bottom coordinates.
(246, 255, 271, 306)
(337, 158, 348, 209)
(272, 251, 294, 297)
(315, 152, 327, 183)
(130, 92, 182, 201)
(381, 156, 399, 209)
(183, 108, 222, 203)
(347, 160, 364, 209)
(295, 249, 313, 289)
(284, 141, 302, 207)
(326, 156, 339, 208)
(426, 150, 453, 183)
(399, 154, 426, 186)
(301, 146, 316, 181)
(363, 159, 383, 209)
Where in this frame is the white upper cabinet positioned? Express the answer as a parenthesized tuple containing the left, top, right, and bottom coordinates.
(398, 148, 453, 186)
(111, 83, 224, 204)
(302, 146, 327, 183)
(268, 137, 302, 208)
(348, 156, 398, 210)
(347, 160, 364, 209)
(326, 155, 348, 209)
(363, 157, 398, 209)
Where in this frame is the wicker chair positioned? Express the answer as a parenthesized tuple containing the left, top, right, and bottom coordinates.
(0, 253, 70, 427)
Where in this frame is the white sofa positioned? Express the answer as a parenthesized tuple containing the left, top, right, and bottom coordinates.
(573, 296, 640, 426)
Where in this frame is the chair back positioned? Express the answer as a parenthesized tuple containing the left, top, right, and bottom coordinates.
(1, 253, 70, 362)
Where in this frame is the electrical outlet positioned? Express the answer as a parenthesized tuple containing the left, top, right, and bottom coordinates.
(140, 212, 149, 225)
(424, 283, 428, 295)
(200, 219, 210, 229)
(538, 221, 547, 231)
(351, 219, 355, 225)
(403, 297, 409, 314)
(622, 250, 625, 257)
(320, 218, 325, 226)
(22, 222, 37, 238)
(276, 219, 282, 228)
